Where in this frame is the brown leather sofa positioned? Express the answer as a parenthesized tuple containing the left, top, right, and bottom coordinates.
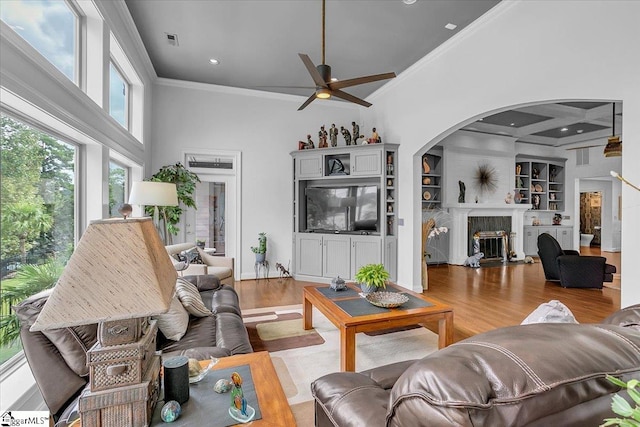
(312, 305, 640, 427)
(14, 275, 252, 425)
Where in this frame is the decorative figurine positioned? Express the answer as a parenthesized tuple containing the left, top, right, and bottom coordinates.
(368, 127, 381, 144)
(340, 126, 352, 145)
(352, 122, 362, 144)
(330, 123, 338, 147)
(532, 168, 540, 179)
(330, 276, 346, 291)
(505, 192, 513, 204)
(306, 134, 315, 149)
(533, 194, 541, 210)
(515, 164, 522, 175)
(422, 157, 431, 174)
(318, 125, 328, 148)
(553, 213, 562, 225)
(458, 181, 466, 203)
(231, 372, 247, 416)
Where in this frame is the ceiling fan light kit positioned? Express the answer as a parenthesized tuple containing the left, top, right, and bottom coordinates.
(297, 0, 396, 110)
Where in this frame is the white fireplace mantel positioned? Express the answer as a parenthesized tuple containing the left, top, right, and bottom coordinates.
(444, 203, 532, 265)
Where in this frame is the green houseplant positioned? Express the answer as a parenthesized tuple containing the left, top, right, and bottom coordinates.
(354, 263, 389, 293)
(601, 375, 640, 427)
(146, 163, 200, 245)
(251, 232, 267, 263)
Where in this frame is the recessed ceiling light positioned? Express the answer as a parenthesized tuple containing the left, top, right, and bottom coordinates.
(577, 129, 584, 133)
(445, 23, 457, 30)
(209, 58, 220, 65)
(478, 118, 483, 121)
(510, 123, 516, 126)
(402, 0, 417, 5)
(561, 127, 569, 132)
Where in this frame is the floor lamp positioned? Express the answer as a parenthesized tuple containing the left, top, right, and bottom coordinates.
(129, 181, 179, 244)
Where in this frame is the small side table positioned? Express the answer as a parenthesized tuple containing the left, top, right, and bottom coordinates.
(254, 260, 269, 281)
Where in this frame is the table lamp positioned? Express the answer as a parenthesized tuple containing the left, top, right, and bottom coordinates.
(30, 217, 177, 426)
(128, 181, 179, 244)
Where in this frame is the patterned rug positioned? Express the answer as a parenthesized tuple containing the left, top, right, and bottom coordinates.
(242, 310, 324, 352)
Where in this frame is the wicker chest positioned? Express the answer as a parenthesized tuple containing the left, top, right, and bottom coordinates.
(80, 355, 160, 427)
(87, 320, 158, 392)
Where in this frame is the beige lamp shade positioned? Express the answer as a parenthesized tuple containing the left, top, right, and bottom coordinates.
(31, 217, 177, 331)
(128, 181, 179, 207)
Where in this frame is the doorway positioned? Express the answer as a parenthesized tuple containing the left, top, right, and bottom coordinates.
(184, 151, 241, 279)
(580, 191, 601, 247)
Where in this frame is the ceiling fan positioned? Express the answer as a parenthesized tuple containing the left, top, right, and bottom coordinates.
(297, 0, 396, 111)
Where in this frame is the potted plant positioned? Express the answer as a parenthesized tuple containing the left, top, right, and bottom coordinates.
(354, 263, 389, 294)
(146, 163, 201, 245)
(251, 232, 267, 263)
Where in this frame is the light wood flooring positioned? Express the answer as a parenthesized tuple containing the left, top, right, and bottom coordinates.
(235, 247, 621, 344)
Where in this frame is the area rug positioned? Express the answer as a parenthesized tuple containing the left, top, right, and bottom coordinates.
(242, 304, 440, 419)
(243, 309, 325, 352)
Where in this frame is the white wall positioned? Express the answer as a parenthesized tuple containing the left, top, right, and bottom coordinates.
(441, 131, 516, 205)
(151, 79, 361, 278)
(364, 0, 640, 307)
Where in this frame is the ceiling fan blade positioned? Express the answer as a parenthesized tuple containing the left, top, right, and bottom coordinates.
(299, 53, 328, 88)
(329, 72, 396, 90)
(330, 89, 372, 108)
(298, 93, 317, 111)
(255, 85, 316, 89)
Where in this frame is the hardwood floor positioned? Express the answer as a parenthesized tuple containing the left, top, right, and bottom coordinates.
(235, 254, 621, 344)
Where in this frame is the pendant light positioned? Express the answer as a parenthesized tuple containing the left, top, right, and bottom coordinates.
(603, 103, 622, 157)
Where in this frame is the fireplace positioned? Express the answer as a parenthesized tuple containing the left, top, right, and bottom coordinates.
(467, 216, 514, 262)
(445, 203, 531, 265)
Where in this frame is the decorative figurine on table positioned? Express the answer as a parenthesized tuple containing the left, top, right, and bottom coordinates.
(228, 371, 255, 422)
(340, 126, 352, 145)
(352, 122, 362, 144)
(330, 123, 338, 147)
(505, 192, 513, 204)
(318, 125, 328, 148)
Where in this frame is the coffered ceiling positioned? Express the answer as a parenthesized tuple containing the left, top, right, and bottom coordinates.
(461, 102, 623, 148)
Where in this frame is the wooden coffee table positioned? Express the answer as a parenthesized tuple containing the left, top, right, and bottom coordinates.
(204, 351, 295, 426)
(303, 283, 454, 372)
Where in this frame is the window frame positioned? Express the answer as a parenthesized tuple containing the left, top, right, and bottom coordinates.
(108, 158, 130, 217)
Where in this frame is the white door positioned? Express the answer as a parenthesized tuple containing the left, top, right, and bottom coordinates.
(184, 151, 240, 279)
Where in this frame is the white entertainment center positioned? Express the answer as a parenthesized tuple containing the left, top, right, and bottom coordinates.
(291, 144, 398, 283)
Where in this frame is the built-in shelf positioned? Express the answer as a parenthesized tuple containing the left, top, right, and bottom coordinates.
(515, 156, 566, 211)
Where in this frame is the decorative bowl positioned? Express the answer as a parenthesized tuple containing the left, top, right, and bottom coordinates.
(189, 357, 219, 384)
(365, 292, 409, 308)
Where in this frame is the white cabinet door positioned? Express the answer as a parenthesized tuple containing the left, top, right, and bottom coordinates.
(385, 237, 397, 281)
(351, 150, 382, 176)
(296, 234, 323, 276)
(296, 155, 323, 179)
(350, 236, 382, 277)
(523, 227, 538, 256)
(322, 235, 351, 279)
(557, 227, 573, 250)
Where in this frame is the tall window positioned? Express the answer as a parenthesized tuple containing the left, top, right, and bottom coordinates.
(0, 114, 77, 365)
(109, 161, 127, 217)
(0, 0, 78, 83)
(109, 62, 129, 128)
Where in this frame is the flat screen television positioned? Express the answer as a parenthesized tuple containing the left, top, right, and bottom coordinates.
(305, 185, 378, 233)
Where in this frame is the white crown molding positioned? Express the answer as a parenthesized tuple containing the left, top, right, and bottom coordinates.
(368, 0, 518, 102)
(95, 0, 157, 82)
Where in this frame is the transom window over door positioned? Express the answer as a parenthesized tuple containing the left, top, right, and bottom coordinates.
(0, 0, 79, 83)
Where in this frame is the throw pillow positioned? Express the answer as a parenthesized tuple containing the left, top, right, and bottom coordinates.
(521, 300, 578, 325)
(175, 278, 212, 317)
(153, 295, 189, 341)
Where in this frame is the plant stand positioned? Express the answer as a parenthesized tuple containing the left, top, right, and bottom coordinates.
(254, 260, 269, 281)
